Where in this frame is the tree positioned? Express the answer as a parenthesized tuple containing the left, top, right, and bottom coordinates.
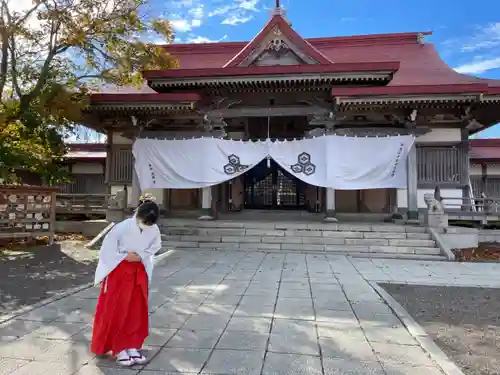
(0, 0, 177, 183)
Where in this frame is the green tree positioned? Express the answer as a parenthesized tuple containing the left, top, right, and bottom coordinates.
(0, 0, 177, 183)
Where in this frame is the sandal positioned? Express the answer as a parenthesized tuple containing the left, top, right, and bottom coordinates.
(130, 354, 148, 365)
(116, 356, 135, 367)
(127, 348, 147, 365)
(116, 350, 135, 367)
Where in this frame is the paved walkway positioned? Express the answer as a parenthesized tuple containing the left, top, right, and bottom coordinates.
(1, 250, 500, 375)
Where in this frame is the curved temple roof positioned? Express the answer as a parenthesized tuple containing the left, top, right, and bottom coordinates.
(91, 7, 500, 103)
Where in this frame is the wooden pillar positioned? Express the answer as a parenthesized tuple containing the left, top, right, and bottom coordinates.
(481, 163, 487, 195)
(105, 131, 113, 186)
(406, 143, 418, 221)
(199, 186, 214, 220)
(131, 167, 141, 208)
(324, 188, 338, 221)
(461, 129, 471, 208)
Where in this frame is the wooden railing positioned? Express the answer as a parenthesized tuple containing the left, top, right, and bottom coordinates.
(56, 193, 111, 215)
(441, 196, 500, 213)
(0, 186, 57, 243)
(439, 193, 500, 225)
(470, 176, 500, 198)
(59, 174, 107, 194)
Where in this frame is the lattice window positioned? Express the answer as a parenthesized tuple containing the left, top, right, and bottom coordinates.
(417, 146, 468, 185)
(110, 147, 133, 183)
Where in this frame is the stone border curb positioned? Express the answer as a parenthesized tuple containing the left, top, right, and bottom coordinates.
(428, 228, 456, 261)
(0, 249, 174, 325)
(370, 282, 465, 375)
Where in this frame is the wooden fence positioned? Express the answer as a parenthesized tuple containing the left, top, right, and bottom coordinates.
(0, 186, 57, 244)
(59, 174, 107, 194)
(56, 193, 111, 215)
(440, 194, 500, 224)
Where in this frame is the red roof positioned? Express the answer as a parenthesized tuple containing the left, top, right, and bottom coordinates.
(90, 92, 202, 102)
(470, 139, 500, 161)
(142, 62, 400, 80)
(157, 23, 500, 91)
(225, 13, 332, 67)
(93, 10, 500, 102)
(332, 84, 488, 97)
(64, 143, 106, 160)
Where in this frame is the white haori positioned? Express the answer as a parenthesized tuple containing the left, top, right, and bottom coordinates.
(133, 135, 415, 190)
(94, 217, 162, 286)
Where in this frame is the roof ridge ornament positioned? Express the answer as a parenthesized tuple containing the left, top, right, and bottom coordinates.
(270, 0, 289, 23)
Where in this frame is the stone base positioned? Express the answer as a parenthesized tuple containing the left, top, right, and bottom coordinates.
(106, 209, 126, 223)
(198, 215, 215, 220)
(405, 219, 420, 225)
(198, 208, 214, 220)
(407, 210, 419, 221)
(324, 210, 338, 222)
(425, 212, 448, 228)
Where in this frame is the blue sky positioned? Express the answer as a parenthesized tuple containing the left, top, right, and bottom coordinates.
(153, 0, 500, 138)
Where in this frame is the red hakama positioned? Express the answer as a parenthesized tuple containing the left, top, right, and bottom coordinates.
(91, 260, 149, 356)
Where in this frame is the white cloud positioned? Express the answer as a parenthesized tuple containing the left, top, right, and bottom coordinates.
(191, 19, 202, 27)
(222, 15, 253, 25)
(208, 5, 232, 17)
(188, 5, 204, 19)
(239, 0, 259, 11)
(187, 34, 228, 44)
(167, 0, 205, 33)
(171, 19, 195, 32)
(454, 57, 500, 74)
(208, 0, 260, 26)
(461, 23, 500, 52)
(443, 21, 500, 75)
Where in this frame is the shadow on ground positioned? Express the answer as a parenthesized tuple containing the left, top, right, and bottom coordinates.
(382, 283, 500, 375)
(0, 241, 97, 313)
(0, 251, 414, 375)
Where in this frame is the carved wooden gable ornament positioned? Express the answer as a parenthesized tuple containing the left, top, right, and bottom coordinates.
(224, 13, 332, 68)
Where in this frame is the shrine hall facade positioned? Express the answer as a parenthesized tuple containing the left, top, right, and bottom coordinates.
(82, 7, 500, 220)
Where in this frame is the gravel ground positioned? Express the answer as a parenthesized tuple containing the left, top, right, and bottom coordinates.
(382, 283, 500, 375)
(0, 241, 97, 314)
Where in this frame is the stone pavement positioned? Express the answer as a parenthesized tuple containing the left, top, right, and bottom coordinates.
(1, 250, 500, 375)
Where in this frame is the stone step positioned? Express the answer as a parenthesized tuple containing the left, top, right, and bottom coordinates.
(161, 234, 435, 247)
(158, 220, 441, 260)
(163, 246, 442, 260)
(347, 253, 448, 261)
(159, 220, 427, 233)
(161, 241, 440, 254)
(161, 228, 431, 240)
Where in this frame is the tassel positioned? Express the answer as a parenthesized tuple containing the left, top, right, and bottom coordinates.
(267, 155, 271, 168)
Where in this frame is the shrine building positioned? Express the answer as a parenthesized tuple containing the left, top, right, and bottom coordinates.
(82, 5, 500, 221)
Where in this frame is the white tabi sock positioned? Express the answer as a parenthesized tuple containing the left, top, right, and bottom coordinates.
(117, 350, 129, 359)
(127, 348, 141, 357)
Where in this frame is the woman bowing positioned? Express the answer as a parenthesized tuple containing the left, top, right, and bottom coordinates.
(90, 198, 162, 366)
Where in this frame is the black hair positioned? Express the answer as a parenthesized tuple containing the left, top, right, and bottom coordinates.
(136, 201, 160, 226)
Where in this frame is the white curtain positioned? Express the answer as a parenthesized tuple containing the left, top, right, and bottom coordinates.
(133, 135, 415, 190)
(325, 135, 413, 189)
(133, 138, 267, 189)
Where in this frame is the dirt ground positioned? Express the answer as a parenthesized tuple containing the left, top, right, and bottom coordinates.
(454, 242, 500, 261)
(0, 239, 98, 314)
(382, 283, 500, 375)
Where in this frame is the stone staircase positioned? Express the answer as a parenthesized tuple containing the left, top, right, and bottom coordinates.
(159, 219, 446, 261)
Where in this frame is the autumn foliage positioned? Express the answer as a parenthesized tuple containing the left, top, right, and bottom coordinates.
(0, 0, 177, 183)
